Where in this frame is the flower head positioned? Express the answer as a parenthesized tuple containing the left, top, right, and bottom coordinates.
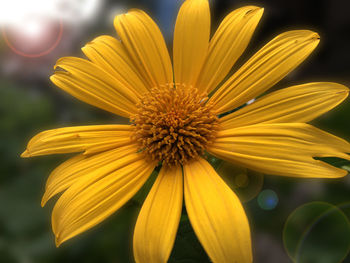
(22, 0, 350, 262)
(132, 84, 219, 166)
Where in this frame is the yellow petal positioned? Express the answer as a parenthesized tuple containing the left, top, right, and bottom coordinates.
(173, 0, 210, 87)
(114, 10, 173, 88)
(51, 57, 139, 117)
(52, 154, 156, 246)
(208, 123, 350, 178)
(196, 6, 263, 93)
(133, 165, 183, 263)
(220, 82, 349, 129)
(210, 30, 320, 114)
(41, 144, 138, 206)
(82, 35, 150, 97)
(21, 125, 133, 157)
(184, 158, 252, 263)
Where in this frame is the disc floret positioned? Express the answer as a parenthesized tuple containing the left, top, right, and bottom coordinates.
(132, 84, 219, 166)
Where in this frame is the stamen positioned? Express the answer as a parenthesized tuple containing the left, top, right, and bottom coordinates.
(131, 84, 219, 166)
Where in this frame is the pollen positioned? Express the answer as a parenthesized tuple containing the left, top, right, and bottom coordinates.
(132, 84, 219, 166)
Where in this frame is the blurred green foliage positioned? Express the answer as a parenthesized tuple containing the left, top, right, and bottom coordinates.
(283, 202, 350, 263)
(1, 0, 350, 260)
(1, 74, 350, 262)
(0, 81, 211, 262)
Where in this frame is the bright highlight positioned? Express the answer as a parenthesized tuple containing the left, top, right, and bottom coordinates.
(0, 0, 101, 25)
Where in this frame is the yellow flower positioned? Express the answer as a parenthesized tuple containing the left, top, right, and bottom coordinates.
(21, 0, 350, 262)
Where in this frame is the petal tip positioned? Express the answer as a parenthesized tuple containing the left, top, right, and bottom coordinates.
(327, 83, 349, 97)
(49, 74, 56, 83)
(21, 150, 30, 158)
(244, 6, 264, 18)
(55, 237, 62, 248)
(312, 32, 320, 40)
(54, 232, 67, 247)
(299, 30, 320, 41)
(113, 13, 124, 25)
(250, 6, 264, 12)
(337, 88, 349, 98)
(41, 195, 48, 207)
(254, 7, 264, 17)
(336, 169, 348, 179)
(340, 86, 350, 95)
(81, 46, 88, 54)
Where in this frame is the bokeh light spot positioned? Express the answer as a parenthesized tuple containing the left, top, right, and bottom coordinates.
(2, 18, 63, 58)
(283, 202, 350, 263)
(23, 20, 42, 38)
(215, 160, 264, 202)
(257, 189, 278, 210)
(234, 173, 249, 188)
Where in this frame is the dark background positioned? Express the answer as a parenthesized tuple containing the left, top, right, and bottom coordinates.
(1, 0, 350, 262)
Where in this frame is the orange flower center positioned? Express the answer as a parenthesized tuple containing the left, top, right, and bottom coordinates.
(132, 84, 219, 166)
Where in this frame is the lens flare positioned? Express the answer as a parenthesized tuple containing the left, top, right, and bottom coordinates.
(22, 20, 42, 38)
(283, 202, 350, 263)
(2, 18, 63, 58)
(0, 0, 102, 25)
(215, 160, 264, 202)
(257, 189, 278, 210)
(0, 0, 102, 58)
